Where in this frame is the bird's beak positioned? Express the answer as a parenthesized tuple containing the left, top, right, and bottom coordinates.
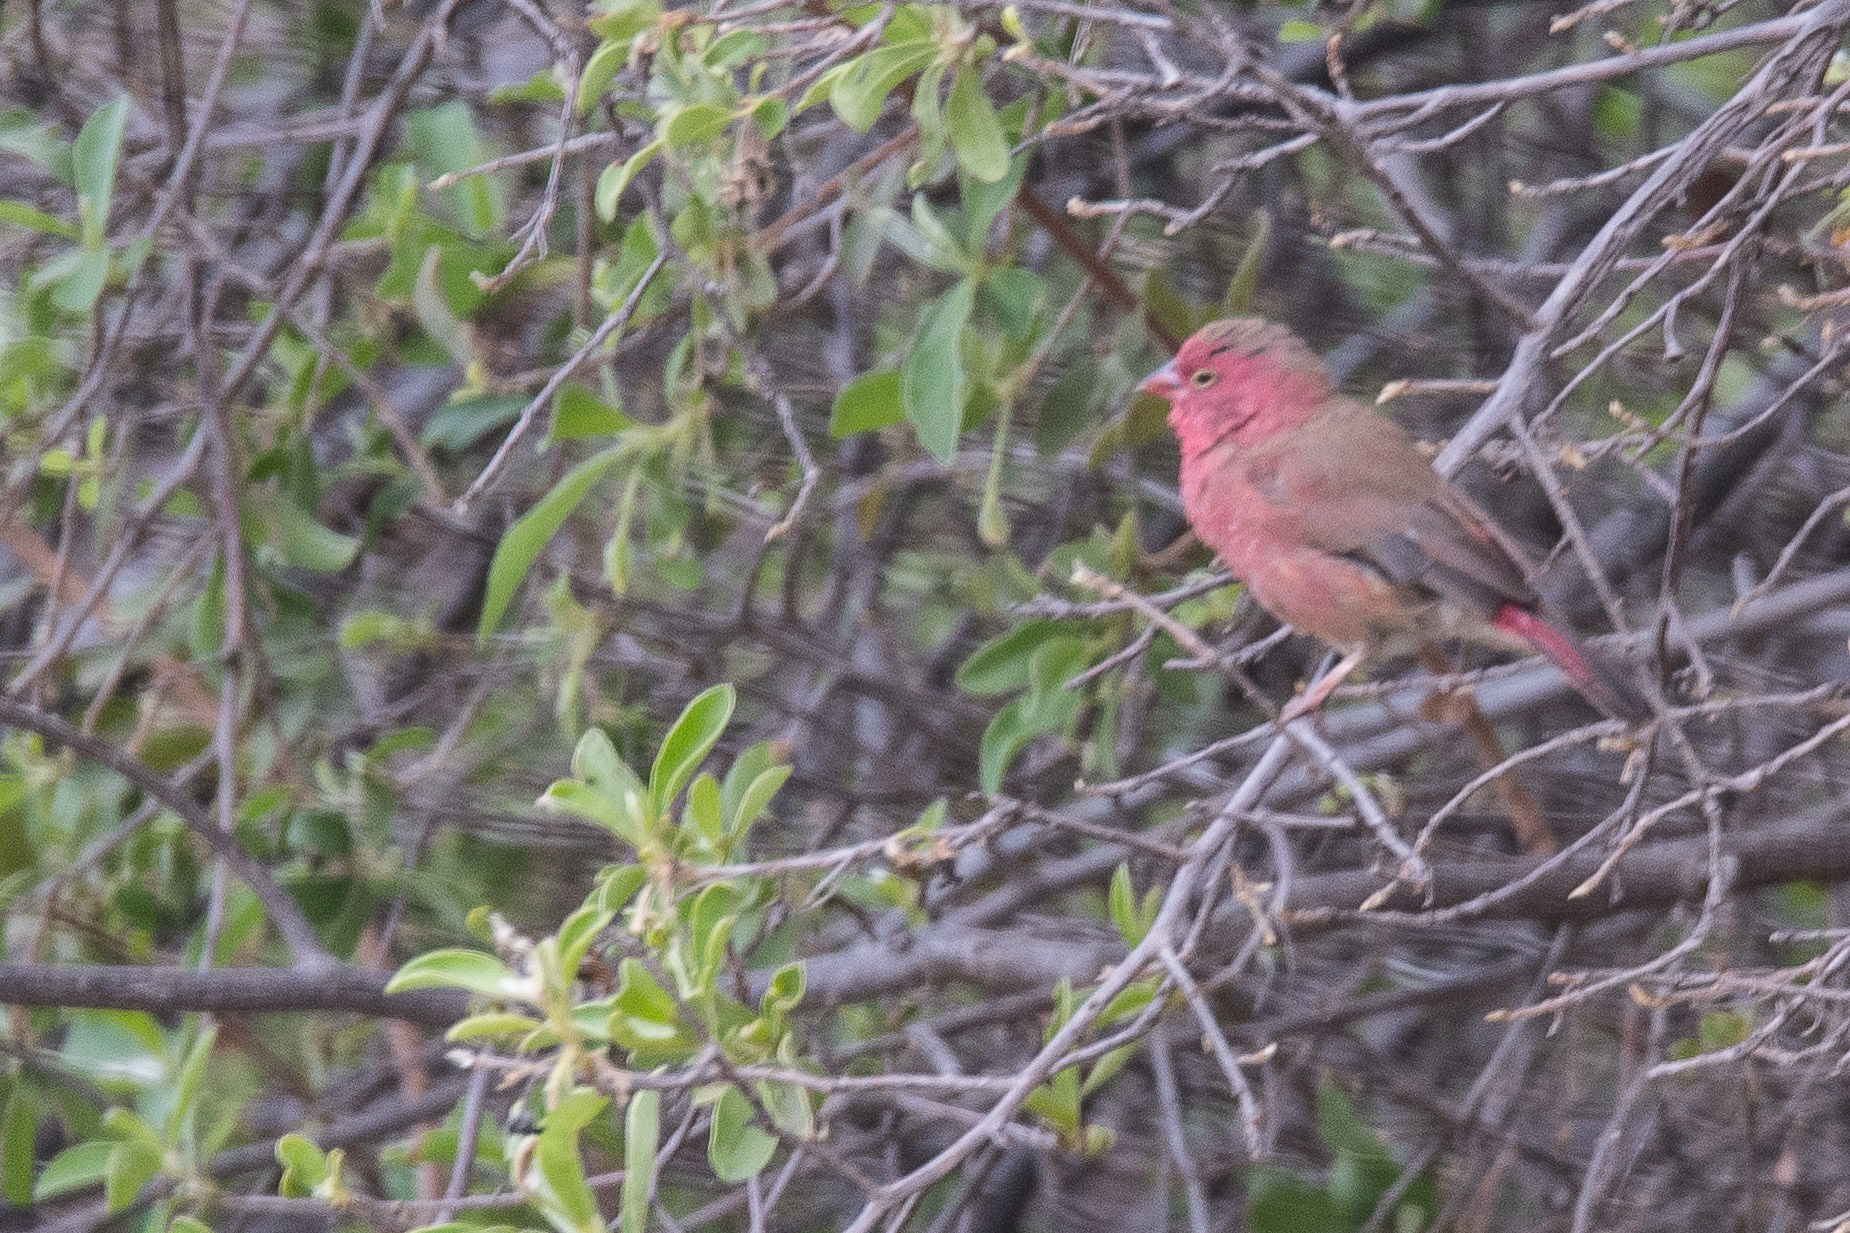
(1138, 360, 1183, 400)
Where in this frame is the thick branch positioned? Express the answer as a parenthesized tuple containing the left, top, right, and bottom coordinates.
(0, 963, 465, 1025)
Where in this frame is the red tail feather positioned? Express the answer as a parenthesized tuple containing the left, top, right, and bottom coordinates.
(1491, 604, 1651, 725)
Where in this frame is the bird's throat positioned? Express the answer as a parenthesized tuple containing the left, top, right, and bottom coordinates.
(1170, 370, 1330, 464)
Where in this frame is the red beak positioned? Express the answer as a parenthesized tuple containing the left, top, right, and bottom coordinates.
(1138, 360, 1183, 400)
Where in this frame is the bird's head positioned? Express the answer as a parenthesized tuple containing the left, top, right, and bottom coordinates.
(1138, 318, 1333, 459)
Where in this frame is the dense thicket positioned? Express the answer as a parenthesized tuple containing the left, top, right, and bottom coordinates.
(5, 0, 1850, 1228)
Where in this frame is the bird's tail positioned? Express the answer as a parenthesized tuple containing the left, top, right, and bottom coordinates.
(1492, 604, 1652, 726)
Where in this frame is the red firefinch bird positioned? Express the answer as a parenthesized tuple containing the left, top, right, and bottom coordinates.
(1138, 318, 1651, 725)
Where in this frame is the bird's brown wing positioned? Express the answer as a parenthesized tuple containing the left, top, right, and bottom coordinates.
(1259, 398, 1539, 613)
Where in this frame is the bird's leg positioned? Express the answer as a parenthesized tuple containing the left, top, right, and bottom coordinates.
(1416, 648, 1557, 856)
(1279, 648, 1366, 725)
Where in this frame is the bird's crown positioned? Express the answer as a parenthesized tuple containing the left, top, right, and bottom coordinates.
(1181, 318, 1327, 379)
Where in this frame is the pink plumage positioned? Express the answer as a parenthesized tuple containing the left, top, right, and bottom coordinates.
(1140, 318, 1650, 725)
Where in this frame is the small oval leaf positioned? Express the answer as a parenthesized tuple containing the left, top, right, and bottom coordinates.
(901, 280, 976, 462)
(386, 949, 530, 1000)
(648, 684, 736, 812)
(946, 67, 1009, 183)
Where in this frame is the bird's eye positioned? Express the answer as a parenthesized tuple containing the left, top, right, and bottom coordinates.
(1189, 369, 1218, 388)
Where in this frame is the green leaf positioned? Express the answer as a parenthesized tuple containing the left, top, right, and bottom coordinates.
(490, 69, 569, 106)
(1245, 1165, 1342, 1233)
(620, 1091, 660, 1233)
(164, 1023, 218, 1144)
(0, 112, 69, 178)
(0, 199, 80, 240)
(533, 1090, 608, 1233)
(1036, 352, 1105, 456)
(689, 884, 740, 987)
(976, 637, 1088, 791)
(1316, 1083, 1387, 1158)
(252, 488, 360, 573)
(610, 960, 696, 1061)
(909, 196, 972, 273)
(2, 1085, 36, 1206)
(597, 865, 649, 912)
(339, 609, 436, 652)
(961, 153, 1029, 249)
(754, 1079, 815, 1138)
(543, 729, 650, 845)
(831, 42, 938, 131)
(421, 392, 525, 453)
(977, 696, 1033, 794)
(870, 205, 970, 275)
(596, 141, 662, 222)
(1099, 980, 1158, 1028)
(956, 621, 1074, 695)
(762, 963, 805, 1015)
(446, 1011, 546, 1041)
(406, 102, 504, 236)
(1698, 1009, 1751, 1050)
(587, 0, 661, 42)
(551, 385, 628, 441)
(386, 949, 531, 1000)
(1081, 1042, 1138, 1097)
(612, 959, 679, 1028)
(59, 1010, 166, 1088)
(728, 764, 790, 838)
(1025, 635, 1092, 705)
(901, 279, 975, 462)
(1022, 1069, 1080, 1133)
(569, 999, 617, 1046)
(1108, 864, 1140, 946)
(945, 67, 1009, 183)
(276, 1133, 328, 1198)
(573, 726, 648, 811)
(557, 904, 614, 976)
(718, 741, 772, 815)
(101, 1107, 161, 1154)
(829, 368, 905, 436)
(103, 1141, 161, 1214)
(1593, 85, 1642, 139)
(649, 684, 736, 813)
(707, 1086, 777, 1182)
(983, 267, 1043, 341)
(72, 96, 127, 248)
(35, 1141, 114, 1200)
(414, 246, 477, 371)
(750, 96, 789, 140)
(603, 469, 643, 596)
(978, 401, 1010, 546)
(539, 779, 641, 845)
(40, 246, 110, 314)
(661, 102, 736, 150)
(686, 773, 724, 845)
(798, 62, 856, 114)
(911, 60, 950, 180)
(577, 38, 628, 114)
(479, 444, 629, 636)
